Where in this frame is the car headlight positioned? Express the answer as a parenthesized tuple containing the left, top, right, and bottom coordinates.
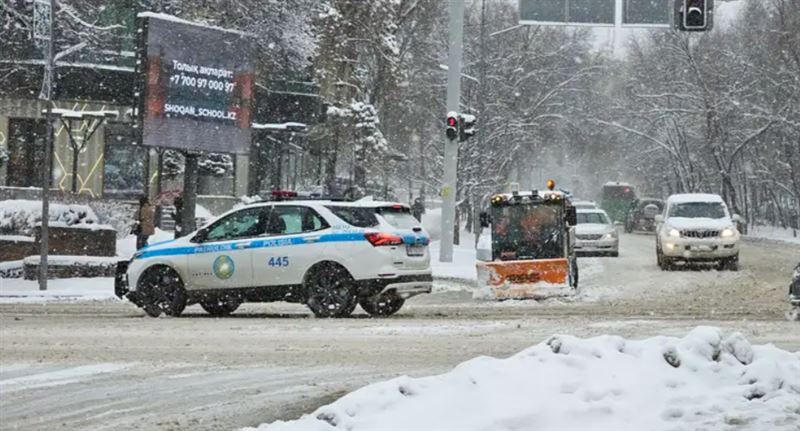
(721, 227, 736, 238)
(604, 231, 617, 240)
(668, 228, 681, 238)
(132, 251, 143, 260)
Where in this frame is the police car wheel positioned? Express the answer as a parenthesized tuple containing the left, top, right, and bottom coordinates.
(305, 264, 357, 318)
(138, 266, 187, 318)
(200, 295, 241, 317)
(359, 293, 405, 317)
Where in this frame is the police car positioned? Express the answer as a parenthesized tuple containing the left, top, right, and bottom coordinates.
(115, 199, 432, 318)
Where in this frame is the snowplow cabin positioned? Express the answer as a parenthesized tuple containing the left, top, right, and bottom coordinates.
(477, 182, 579, 300)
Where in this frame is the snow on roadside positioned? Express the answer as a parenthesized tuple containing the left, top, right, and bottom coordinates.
(429, 239, 477, 283)
(0, 229, 174, 303)
(116, 228, 175, 259)
(747, 225, 800, 245)
(0, 277, 117, 303)
(251, 327, 800, 431)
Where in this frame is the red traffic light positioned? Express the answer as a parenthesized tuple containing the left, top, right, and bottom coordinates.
(446, 115, 459, 140)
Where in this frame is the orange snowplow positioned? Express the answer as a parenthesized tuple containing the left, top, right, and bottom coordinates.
(476, 182, 578, 300)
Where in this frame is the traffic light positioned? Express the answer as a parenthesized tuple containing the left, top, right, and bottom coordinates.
(446, 112, 459, 141)
(676, 0, 713, 32)
(459, 114, 476, 142)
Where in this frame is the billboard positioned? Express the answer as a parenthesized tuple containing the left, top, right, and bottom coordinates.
(520, 0, 616, 26)
(136, 13, 255, 154)
(623, 0, 670, 26)
(519, 0, 671, 28)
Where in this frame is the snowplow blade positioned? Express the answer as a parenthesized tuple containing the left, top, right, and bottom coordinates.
(476, 258, 571, 300)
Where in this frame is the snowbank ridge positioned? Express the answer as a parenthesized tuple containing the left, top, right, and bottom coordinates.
(253, 327, 800, 431)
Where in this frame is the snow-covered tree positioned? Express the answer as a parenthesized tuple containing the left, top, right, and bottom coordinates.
(198, 153, 233, 177)
(594, 0, 798, 228)
(312, 0, 402, 193)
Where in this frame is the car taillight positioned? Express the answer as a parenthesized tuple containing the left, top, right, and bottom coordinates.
(365, 232, 404, 246)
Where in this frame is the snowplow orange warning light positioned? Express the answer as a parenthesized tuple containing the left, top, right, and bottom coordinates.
(546, 179, 556, 190)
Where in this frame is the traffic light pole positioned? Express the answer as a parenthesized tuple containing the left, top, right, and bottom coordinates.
(439, 0, 464, 263)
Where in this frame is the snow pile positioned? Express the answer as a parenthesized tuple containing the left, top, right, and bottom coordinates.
(0, 277, 116, 303)
(0, 260, 23, 278)
(21, 255, 119, 266)
(0, 200, 100, 236)
(253, 328, 800, 431)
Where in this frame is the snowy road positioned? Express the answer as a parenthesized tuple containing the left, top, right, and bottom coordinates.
(1, 233, 798, 430)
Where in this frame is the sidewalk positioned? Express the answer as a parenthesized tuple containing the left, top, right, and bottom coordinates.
(746, 225, 800, 245)
(429, 236, 478, 283)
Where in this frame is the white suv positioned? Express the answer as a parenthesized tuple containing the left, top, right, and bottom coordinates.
(115, 200, 432, 318)
(655, 194, 741, 271)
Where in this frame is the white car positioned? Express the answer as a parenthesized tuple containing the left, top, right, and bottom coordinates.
(574, 209, 619, 257)
(655, 194, 741, 271)
(115, 200, 432, 318)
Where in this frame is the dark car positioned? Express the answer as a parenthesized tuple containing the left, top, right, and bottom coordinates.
(624, 198, 665, 233)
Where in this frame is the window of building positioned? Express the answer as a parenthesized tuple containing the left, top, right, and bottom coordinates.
(103, 127, 146, 198)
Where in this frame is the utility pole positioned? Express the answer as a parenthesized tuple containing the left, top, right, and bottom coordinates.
(474, 0, 488, 247)
(182, 152, 198, 234)
(439, 0, 464, 263)
(37, 0, 55, 291)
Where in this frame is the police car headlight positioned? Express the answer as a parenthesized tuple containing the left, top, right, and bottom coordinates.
(132, 251, 143, 260)
(721, 227, 736, 238)
(668, 228, 681, 238)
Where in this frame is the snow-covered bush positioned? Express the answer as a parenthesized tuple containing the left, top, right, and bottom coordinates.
(0, 200, 99, 236)
(88, 200, 136, 239)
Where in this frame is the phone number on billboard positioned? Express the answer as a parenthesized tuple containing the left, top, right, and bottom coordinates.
(164, 103, 237, 121)
(169, 73, 235, 93)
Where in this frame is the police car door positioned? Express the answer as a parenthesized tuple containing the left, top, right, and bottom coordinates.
(188, 206, 267, 290)
(251, 205, 329, 287)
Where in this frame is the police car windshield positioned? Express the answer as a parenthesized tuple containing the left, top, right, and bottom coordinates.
(577, 212, 610, 225)
(669, 202, 726, 219)
(376, 207, 419, 229)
